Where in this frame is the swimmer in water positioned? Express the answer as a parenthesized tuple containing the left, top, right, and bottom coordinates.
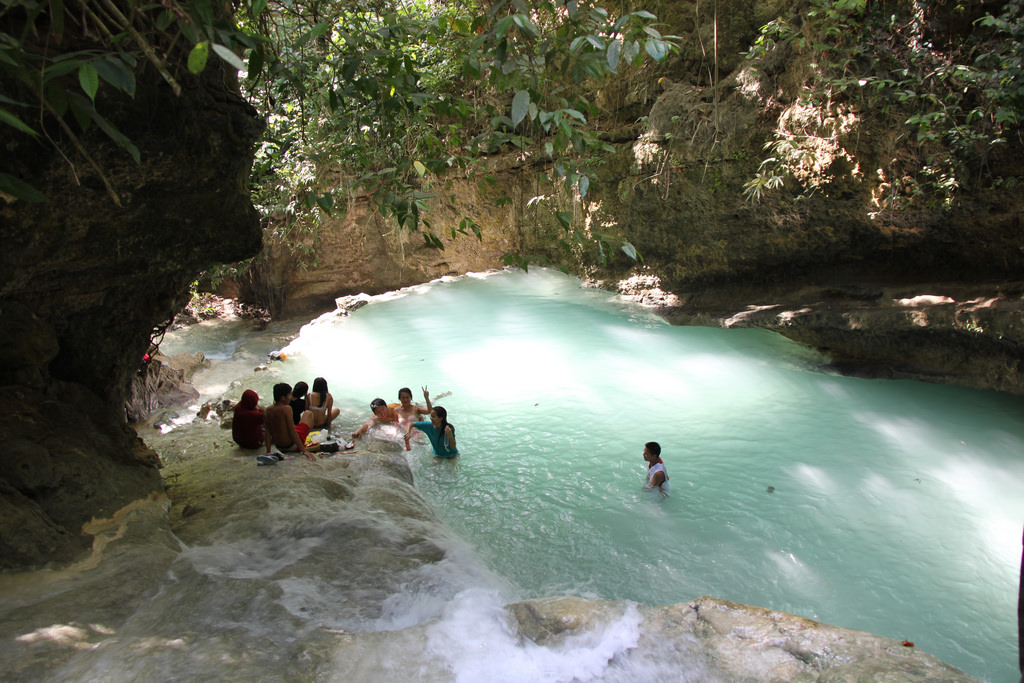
(395, 386, 432, 448)
(404, 405, 458, 458)
(351, 397, 399, 439)
(643, 441, 668, 496)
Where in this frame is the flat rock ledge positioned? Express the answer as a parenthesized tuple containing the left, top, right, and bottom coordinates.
(610, 277, 1024, 395)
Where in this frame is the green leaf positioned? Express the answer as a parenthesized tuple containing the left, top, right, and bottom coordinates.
(247, 48, 264, 80)
(511, 90, 530, 126)
(555, 211, 573, 230)
(188, 41, 210, 75)
(93, 56, 135, 96)
(212, 44, 245, 72)
(623, 40, 640, 64)
(511, 14, 540, 39)
(68, 92, 140, 163)
(49, 0, 65, 43)
(0, 173, 48, 202)
(78, 63, 99, 102)
(0, 106, 39, 137)
(645, 39, 667, 62)
(494, 16, 515, 40)
(314, 194, 333, 216)
(607, 39, 621, 72)
(577, 174, 590, 197)
(621, 242, 638, 260)
(413, 160, 427, 177)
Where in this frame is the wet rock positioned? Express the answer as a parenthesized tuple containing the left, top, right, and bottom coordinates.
(507, 595, 977, 681)
(125, 353, 204, 423)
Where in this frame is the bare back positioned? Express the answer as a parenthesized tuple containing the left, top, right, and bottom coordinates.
(266, 402, 300, 449)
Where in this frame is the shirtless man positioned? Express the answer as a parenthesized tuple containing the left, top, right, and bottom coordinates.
(266, 383, 317, 461)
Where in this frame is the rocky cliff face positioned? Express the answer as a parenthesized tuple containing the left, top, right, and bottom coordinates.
(0, 10, 264, 567)
(233, 0, 1024, 393)
(1, 0, 1020, 572)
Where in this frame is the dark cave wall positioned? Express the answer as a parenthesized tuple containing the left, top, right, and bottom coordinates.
(0, 7, 264, 568)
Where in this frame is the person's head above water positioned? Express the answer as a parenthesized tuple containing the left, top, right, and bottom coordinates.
(398, 387, 413, 403)
(430, 406, 453, 433)
(274, 383, 292, 403)
(312, 377, 328, 396)
(643, 441, 662, 464)
(370, 398, 388, 417)
(293, 381, 308, 399)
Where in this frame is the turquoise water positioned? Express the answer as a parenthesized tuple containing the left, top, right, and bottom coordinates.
(163, 268, 1024, 682)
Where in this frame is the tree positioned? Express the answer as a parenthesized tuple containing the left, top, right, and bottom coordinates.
(2, 0, 676, 256)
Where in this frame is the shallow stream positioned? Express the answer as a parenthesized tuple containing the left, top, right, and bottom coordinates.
(151, 267, 1024, 682)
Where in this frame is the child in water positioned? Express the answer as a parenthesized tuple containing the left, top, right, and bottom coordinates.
(643, 441, 669, 496)
(404, 406, 458, 458)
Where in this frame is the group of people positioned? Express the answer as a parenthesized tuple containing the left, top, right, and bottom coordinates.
(231, 377, 343, 461)
(232, 382, 458, 460)
(234, 380, 666, 493)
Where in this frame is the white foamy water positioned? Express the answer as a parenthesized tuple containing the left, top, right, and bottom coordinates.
(152, 267, 1024, 682)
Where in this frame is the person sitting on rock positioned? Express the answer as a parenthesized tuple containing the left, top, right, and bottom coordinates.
(290, 381, 309, 425)
(266, 383, 317, 461)
(306, 377, 341, 432)
(231, 389, 265, 449)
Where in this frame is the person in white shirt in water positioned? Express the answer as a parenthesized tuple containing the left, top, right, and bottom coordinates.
(643, 441, 669, 496)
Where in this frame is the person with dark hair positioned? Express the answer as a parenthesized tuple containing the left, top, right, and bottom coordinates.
(643, 441, 669, 495)
(265, 383, 316, 461)
(351, 397, 400, 439)
(404, 405, 458, 458)
(394, 386, 432, 448)
(290, 381, 309, 425)
(306, 377, 340, 431)
(231, 389, 265, 449)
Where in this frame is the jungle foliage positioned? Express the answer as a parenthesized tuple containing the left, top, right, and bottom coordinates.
(238, 0, 677, 264)
(742, 0, 1024, 210)
(0, 0, 675, 263)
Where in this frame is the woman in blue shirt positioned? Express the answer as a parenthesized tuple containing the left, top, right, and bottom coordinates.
(404, 406, 458, 458)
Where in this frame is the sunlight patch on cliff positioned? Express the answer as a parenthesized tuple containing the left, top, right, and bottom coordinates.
(771, 100, 861, 189)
